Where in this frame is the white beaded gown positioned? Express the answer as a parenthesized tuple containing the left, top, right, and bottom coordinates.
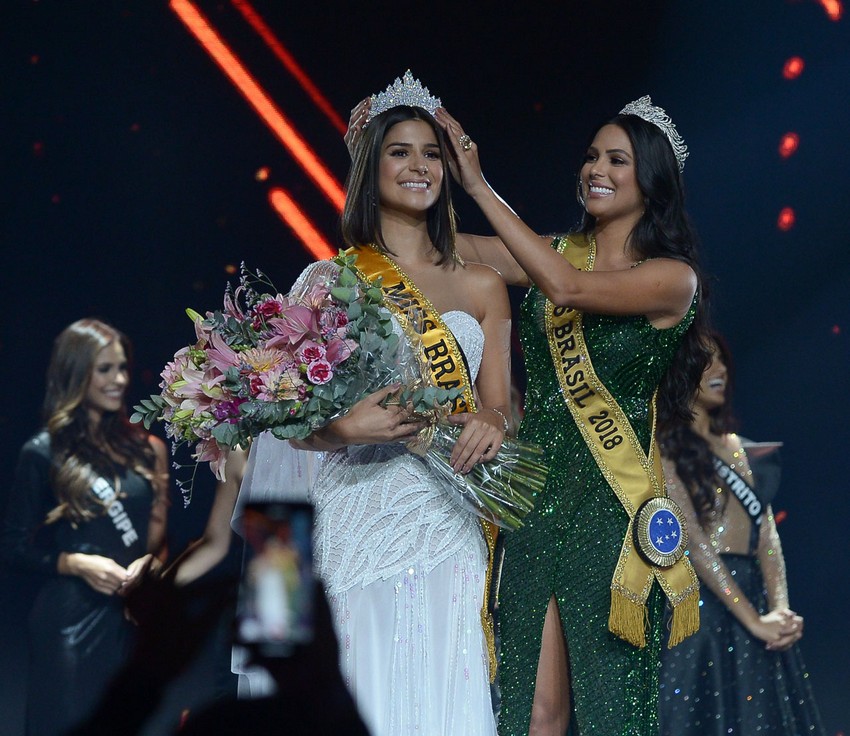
(233, 261, 497, 736)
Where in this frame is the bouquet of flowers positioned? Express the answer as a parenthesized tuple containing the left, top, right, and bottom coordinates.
(133, 253, 546, 529)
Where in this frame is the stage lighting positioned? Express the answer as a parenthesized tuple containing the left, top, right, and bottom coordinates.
(777, 207, 796, 231)
(782, 56, 805, 80)
(778, 132, 800, 158)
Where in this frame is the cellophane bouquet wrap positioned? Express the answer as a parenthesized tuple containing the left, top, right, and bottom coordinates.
(132, 253, 545, 528)
(410, 424, 546, 530)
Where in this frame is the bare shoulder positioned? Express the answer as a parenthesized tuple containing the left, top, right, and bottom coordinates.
(637, 257, 697, 296)
(640, 257, 696, 281)
(459, 261, 510, 320)
(461, 260, 508, 291)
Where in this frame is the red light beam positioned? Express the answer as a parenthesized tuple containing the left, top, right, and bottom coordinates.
(170, 0, 345, 212)
(268, 187, 337, 261)
(231, 0, 347, 135)
(816, 0, 843, 20)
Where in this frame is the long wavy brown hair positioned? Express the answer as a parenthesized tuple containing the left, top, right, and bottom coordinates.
(659, 331, 738, 524)
(43, 319, 157, 524)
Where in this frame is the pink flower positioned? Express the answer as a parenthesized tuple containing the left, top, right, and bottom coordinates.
(324, 336, 357, 367)
(266, 304, 321, 348)
(206, 332, 241, 374)
(160, 347, 193, 389)
(306, 359, 333, 385)
(253, 365, 302, 401)
(302, 282, 332, 310)
(252, 297, 284, 329)
(319, 307, 349, 334)
(192, 317, 214, 343)
(299, 340, 326, 364)
(195, 438, 227, 481)
(223, 286, 247, 320)
(240, 346, 287, 374)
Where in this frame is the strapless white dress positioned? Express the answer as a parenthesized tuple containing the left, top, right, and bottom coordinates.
(235, 261, 497, 736)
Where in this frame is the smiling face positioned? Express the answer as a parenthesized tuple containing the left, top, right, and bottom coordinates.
(695, 344, 728, 413)
(85, 340, 129, 421)
(377, 118, 443, 217)
(579, 124, 644, 227)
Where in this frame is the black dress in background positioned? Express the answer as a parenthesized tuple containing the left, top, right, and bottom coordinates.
(660, 446, 826, 735)
(1, 432, 154, 736)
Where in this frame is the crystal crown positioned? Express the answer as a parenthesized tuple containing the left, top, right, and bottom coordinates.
(619, 95, 689, 171)
(365, 70, 441, 125)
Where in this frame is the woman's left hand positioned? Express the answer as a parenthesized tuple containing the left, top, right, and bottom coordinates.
(765, 608, 804, 651)
(344, 97, 370, 158)
(434, 108, 488, 197)
(446, 409, 506, 474)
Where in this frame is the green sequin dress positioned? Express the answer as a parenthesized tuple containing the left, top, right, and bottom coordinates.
(498, 250, 695, 735)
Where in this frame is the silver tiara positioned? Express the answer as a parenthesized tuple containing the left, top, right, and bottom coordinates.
(365, 70, 441, 125)
(619, 95, 689, 171)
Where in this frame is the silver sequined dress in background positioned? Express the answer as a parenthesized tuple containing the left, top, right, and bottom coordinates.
(659, 443, 826, 735)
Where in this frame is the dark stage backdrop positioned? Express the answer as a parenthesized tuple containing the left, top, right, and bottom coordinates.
(2, 1, 847, 733)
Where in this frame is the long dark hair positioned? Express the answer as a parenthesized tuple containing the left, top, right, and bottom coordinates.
(580, 113, 712, 425)
(341, 105, 458, 266)
(659, 331, 737, 524)
(43, 318, 157, 524)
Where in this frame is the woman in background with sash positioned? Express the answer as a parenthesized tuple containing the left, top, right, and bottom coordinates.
(0, 319, 170, 736)
(658, 332, 826, 735)
(417, 99, 711, 734)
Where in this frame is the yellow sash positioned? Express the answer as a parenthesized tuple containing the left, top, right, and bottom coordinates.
(346, 244, 500, 677)
(544, 234, 699, 648)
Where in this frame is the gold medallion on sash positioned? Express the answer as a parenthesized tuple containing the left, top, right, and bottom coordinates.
(544, 233, 699, 648)
(346, 244, 500, 677)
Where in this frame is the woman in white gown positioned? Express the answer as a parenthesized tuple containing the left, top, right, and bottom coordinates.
(175, 78, 511, 736)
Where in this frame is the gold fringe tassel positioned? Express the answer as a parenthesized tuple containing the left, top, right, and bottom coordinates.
(667, 587, 700, 648)
(608, 590, 647, 649)
(480, 521, 498, 683)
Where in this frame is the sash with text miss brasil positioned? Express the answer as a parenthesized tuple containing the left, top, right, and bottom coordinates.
(347, 244, 500, 677)
(544, 233, 700, 648)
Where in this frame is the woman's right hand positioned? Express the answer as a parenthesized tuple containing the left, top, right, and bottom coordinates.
(319, 385, 425, 448)
(60, 551, 130, 596)
(747, 609, 799, 648)
(433, 108, 488, 198)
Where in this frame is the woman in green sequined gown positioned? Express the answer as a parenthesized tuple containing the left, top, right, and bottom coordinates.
(431, 102, 711, 734)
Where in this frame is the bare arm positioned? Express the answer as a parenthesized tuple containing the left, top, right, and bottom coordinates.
(455, 233, 532, 288)
(168, 447, 248, 586)
(145, 435, 170, 560)
(436, 109, 697, 325)
(446, 264, 512, 473)
(290, 384, 425, 453)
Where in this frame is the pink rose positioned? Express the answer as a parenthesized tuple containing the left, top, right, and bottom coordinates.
(306, 359, 333, 385)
